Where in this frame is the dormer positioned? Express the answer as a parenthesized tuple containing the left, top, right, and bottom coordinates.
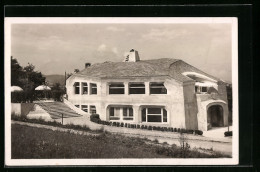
(124, 49, 140, 62)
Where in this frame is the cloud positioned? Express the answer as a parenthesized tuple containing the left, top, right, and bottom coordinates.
(141, 28, 190, 41)
(111, 47, 118, 54)
(97, 44, 107, 52)
(106, 26, 124, 32)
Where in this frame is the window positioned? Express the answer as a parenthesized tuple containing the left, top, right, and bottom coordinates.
(141, 107, 167, 123)
(81, 105, 88, 112)
(150, 82, 167, 94)
(90, 83, 97, 94)
(122, 107, 133, 120)
(82, 82, 88, 94)
(90, 105, 96, 114)
(75, 105, 80, 108)
(109, 83, 124, 94)
(195, 86, 199, 93)
(129, 83, 145, 94)
(201, 87, 207, 93)
(74, 82, 80, 94)
(109, 107, 120, 120)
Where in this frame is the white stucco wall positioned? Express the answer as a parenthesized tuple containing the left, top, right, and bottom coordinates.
(66, 76, 186, 128)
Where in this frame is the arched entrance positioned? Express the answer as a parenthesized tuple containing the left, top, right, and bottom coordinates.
(207, 105, 224, 129)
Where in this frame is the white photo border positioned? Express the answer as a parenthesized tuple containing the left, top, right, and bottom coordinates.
(4, 17, 238, 166)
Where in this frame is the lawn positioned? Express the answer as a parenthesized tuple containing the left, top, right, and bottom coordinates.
(11, 124, 230, 159)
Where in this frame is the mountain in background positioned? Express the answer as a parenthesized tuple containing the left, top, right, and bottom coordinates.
(44, 74, 65, 87)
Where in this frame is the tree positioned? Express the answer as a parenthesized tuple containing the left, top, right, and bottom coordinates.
(24, 63, 46, 88)
(11, 56, 26, 87)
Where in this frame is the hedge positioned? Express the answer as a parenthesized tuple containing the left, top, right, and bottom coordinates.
(224, 131, 232, 137)
(90, 118, 203, 136)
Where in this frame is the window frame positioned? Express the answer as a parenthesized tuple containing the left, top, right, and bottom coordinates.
(81, 105, 88, 112)
(82, 82, 88, 95)
(149, 82, 167, 95)
(90, 105, 96, 114)
(129, 82, 145, 94)
(74, 82, 80, 95)
(141, 107, 168, 124)
(109, 83, 125, 95)
(90, 83, 97, 95)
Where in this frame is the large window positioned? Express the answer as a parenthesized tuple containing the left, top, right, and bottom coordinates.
(150, 82, 167, 94)
(74, 82, 80, 94)
(109, 83, 125, 94)
(82, 82, 88, 94)
(109, 106, 133, 121)
(109, 107, 120, 120)
(90, 83, 97, 94)
(141, 107, 167, 123)
(81, 105, 88, 112)
(129, 83, 145, 94)
(123, 107, 133, 120)
(90, 105, 96, 114)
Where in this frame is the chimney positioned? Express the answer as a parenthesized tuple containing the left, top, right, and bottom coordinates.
(85, 63, 91, 68)
(124, 49, 140, 62)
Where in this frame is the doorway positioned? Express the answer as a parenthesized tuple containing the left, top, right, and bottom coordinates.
(207, 105, 224, 129)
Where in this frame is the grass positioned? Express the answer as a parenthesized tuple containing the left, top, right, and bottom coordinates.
(11, 124, 231, 159)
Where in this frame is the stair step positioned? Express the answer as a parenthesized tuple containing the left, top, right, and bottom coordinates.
(35, 101, 82, 119)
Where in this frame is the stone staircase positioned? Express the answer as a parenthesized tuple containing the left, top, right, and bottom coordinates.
(35, 101, 82, 119)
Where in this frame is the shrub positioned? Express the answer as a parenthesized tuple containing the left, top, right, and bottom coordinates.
(120, 122, 124, 127)
(141, 125, 144, 129)
(163, 127, 168, 132)
(137, 124, 140, 129)
(130, 124, 135, 128)
(195, 130, 203, 135)
(127, 123, 131, 128)
(124, 123, 128, 128)
(169, 127, 174, 132)
(187, 130, 194, 134)
(152, 126, 157, 131)
(116, 122, 120, 127)
(224, 131, 232, 137)
(174, 128, 177, 132)
(134, 124, 136, 128)
(90, 114, 100, 123)
(112, 122, 117, 126)
(148, 126, 152, 130)
(144, 125, 148, 129)
(180, 128, 187, 133)
(160, 127, 164, 132)
(177, 128, 181, 132)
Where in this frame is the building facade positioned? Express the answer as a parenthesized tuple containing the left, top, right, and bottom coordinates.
(66, 49, 229, 131)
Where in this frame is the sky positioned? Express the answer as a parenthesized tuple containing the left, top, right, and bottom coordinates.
(11, 23, 232, 82)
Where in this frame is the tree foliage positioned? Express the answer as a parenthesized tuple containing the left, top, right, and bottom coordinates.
(11, 57, 46, 90)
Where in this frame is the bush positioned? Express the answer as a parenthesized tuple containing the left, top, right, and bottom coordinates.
(124, 123, 128, 128)
(177, 128, 180, 132)
(187, 130, 194, 134)
(163, 127, 168, 132)
(195, 130, 203, 135)
(127, 123, 131, 128)
(169, 127, 174, 132)
(174, 128, 177, 132)
(148, 126, 152, 130)
(130, 124, 135, 128)
(120, 122, 124, 127)
(141, 125, 144, 129)
(144, 125, 148, 129)
(112, 122, 117, 126)
(160, 127, 164, 132)
(116, 122, 120, 127)
(137, 124, 140, 129)
(224, 131, 232, 137)
(152, 126, 157, 131)
(90, 114, 100, 123)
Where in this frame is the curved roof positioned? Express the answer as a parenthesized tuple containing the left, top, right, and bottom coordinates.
(71, 58, 221, 83)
